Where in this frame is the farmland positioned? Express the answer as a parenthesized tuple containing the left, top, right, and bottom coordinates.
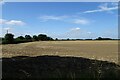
(2, 40, 118, 64)
(2, 40, 120, 79)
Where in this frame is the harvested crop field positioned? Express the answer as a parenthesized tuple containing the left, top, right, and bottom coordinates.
(2, 40, 119, 64)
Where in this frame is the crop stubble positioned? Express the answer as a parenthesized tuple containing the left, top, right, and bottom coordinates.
(2, 40, 118, 64)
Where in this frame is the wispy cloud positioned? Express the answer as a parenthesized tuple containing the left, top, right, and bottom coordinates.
(71, 27, 80, 31)
(83, 3, 118, 14)
(0, 19, 26, 26)
(57, 27, 95, 39)
(6, 20, 25, 26)
(39, 15, 68, 22)
(73, 19, 90, 25)
(39, 15, 91, 25)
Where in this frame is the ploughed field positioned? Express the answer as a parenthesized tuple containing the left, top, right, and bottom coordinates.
(2, 40, 118, 64)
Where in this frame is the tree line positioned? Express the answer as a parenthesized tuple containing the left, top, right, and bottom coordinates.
(1, 33, 118, 44)
(2, 33, 53, 44)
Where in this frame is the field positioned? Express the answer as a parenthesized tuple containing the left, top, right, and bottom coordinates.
(2, 40, 120, 79)
(2, 40, 118, 64)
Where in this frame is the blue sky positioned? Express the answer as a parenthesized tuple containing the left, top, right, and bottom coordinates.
(1, 2, 118, 39)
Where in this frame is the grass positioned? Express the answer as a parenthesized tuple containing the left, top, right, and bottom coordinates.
(2, 55, 120, 79)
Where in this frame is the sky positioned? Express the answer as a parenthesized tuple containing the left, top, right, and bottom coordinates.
(0, 2, 118, 39)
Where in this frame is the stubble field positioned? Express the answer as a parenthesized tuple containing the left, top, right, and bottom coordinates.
(2, 40, 118, 64)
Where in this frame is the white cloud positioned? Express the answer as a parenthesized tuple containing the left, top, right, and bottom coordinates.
(83, 3, 118, 13)
(58, 28, 95, 39)
(0, 19, 26, 26)
(71, 27, 80, 31)
(6, 20, 25, 26)
(73, 19, 89, 25)
(39, 15, 91, 25)
(52, 27, 96, 39)
(39, 15, 68, 21)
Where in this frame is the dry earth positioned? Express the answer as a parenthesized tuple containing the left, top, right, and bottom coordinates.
(1, 40, 119, 64)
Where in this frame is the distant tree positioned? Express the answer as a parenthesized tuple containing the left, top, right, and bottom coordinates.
(47, 37, 54, 41)
(4, 33, 14, 44)
(17, 36, 25, 40)
(2, 33, 54, 44)
(85, 39, 92, 40)
(103, 38, 112, 40)
(25, 35, 32, 41)
(96, 37, 102, 40)
(38, 34, 47, 41)
(33, 35, 39, 41)
(15, 36, 26, 43)
(55, 38, 58, 41)
(67, 38, 70, 40)
(96, 37, 113, 40)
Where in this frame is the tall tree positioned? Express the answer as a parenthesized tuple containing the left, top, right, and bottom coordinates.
(4, 33, 14, 44)
(55, 38, 58, 41)
(38, 34, 47, 41)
